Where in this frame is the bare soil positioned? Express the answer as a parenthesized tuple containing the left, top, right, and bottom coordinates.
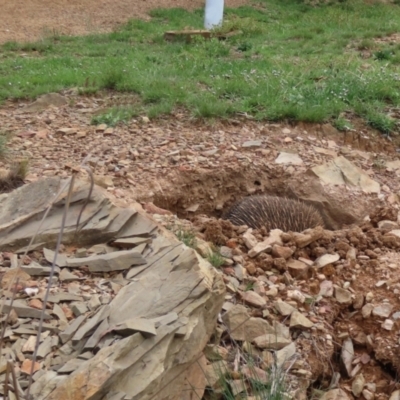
(0, 0, 249, 44)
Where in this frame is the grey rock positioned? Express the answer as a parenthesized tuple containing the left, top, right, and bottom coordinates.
(59, 268, 80, 282)
(341, 338, 354, 377)
(45, 293, 84, 303)
(253, 334, 292, 350)
(274, 301, 296, 316)
(275, 152, 303, 165)
(59, 315, 87, 344)
(112, 318, 157, 338)
(66, 249, 146, 272)
(334, 286, 352, 305)
(242, 140, 262, 148)
(71, 302, 88, 317)
(315, 253, 340, 268)
(37, 336, 53, 359)
(372, 303, 393, 318)
(276, 342, 296, 367)
(57, 358, 85, 374)
(289, 311, 314, 329)
(3, 300, 51, 319)
(43, 248, 68, 267)
(21, 262, 60, 276)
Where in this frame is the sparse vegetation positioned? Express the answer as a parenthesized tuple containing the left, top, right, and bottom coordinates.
(1, 0, 400, 131)
(333, 116, 353, 131)
(203, 344, 291, 399)
(175, 229, 197, 248)
(207, 250, 225, 268)
(91, 106, 139, 126)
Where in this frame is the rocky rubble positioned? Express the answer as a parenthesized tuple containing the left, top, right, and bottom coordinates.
(153, 206, 400, 399)
(0, 179, 225, 400)
(2, 92, 400, 398)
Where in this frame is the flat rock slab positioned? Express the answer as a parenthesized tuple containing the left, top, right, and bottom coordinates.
(66, 248, 146, 272)
(112, 318, 157, 337)
(311, 156, 380, 194)
(3, 300, 51, 319)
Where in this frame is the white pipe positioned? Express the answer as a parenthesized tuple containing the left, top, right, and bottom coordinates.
(204, 0, 224, 30)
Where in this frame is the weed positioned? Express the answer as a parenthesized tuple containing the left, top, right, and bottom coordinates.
(176, 229, 197, 248)
(207, 250, 225, 268)
(366, 110, 395, 134)
(244, 282, 255, 291)
(0, 159, 28, 193)
(204, 344, 292, 399)
(333, 116, 352, 131)
(91, 107, 138, 126)
(374, 49, 393, 60)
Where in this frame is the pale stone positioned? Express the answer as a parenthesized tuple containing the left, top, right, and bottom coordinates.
(372, 304, 393, 318)
(275, 152, 303, 165)
(286, 259, 309, 279)
(248, 241, 272, 258)
(382, 319, 394, 331)
(274, 301, 296, 316)
(290, 311, 314, 329)
(334, 287, 352, 305)
(352, 374, 366, 397)
(242, 291, 266, 308)
(315, 253, 340, 268)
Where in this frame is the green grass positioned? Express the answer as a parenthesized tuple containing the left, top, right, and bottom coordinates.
(2, 0, 400, 131)
(203, 346, 290, 399)
(176, 229, 197, 248)
(207, 250, 226, 268)
(91, 106, 139, 126)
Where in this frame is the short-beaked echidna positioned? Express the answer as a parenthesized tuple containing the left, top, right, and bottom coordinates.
(224, 195, 325, 232)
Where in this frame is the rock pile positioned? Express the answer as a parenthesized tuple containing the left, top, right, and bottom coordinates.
(0, 178, 225, 400)
(154, 205, 400, 399)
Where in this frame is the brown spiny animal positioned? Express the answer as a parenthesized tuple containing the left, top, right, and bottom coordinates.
(224, 195, 324, 232)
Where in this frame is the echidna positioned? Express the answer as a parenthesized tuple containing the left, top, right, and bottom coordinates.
(223, 195, 324, 233)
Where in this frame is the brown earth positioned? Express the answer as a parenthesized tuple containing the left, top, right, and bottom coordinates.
(0, 0, 250, 44)
(2, 0, 400, 398)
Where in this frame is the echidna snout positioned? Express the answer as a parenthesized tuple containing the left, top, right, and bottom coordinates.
(224, 195, 324, 233)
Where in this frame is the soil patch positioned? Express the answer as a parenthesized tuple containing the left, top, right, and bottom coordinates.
(0, 0, 250, 44)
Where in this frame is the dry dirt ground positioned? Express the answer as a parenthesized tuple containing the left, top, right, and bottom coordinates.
(3, 1, 400, 399)
(0, 0, 249, 44)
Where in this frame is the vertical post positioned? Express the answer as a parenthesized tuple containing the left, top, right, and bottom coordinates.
(204, 0, 224, 30)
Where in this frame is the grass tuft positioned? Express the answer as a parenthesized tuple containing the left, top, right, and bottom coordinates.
(91, 106, 139, 126)
(176, 229, 197, 248)
(207, 250, 225, 268)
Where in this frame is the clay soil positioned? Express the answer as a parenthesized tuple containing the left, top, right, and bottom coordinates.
(0, 0, 249, 44)
(3, 0, 400, 398)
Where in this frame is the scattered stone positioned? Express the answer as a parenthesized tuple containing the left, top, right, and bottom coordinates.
(341, 338, 354, 377)
(315, 253, 340, 268)
(352, 374, 365, 397)
(242, 291, 266, 308)
(382, 319, 394, 331)
(274, 301, 296, 316)
(248, 241, 272, 258)
(253, 333, 292, 350)
(372, 304, 393, 318)
(290, 311, 314, 329)
(275, 152, 303, 165)
(334, 287, 352, 305)
(286, 259, 309, 279)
